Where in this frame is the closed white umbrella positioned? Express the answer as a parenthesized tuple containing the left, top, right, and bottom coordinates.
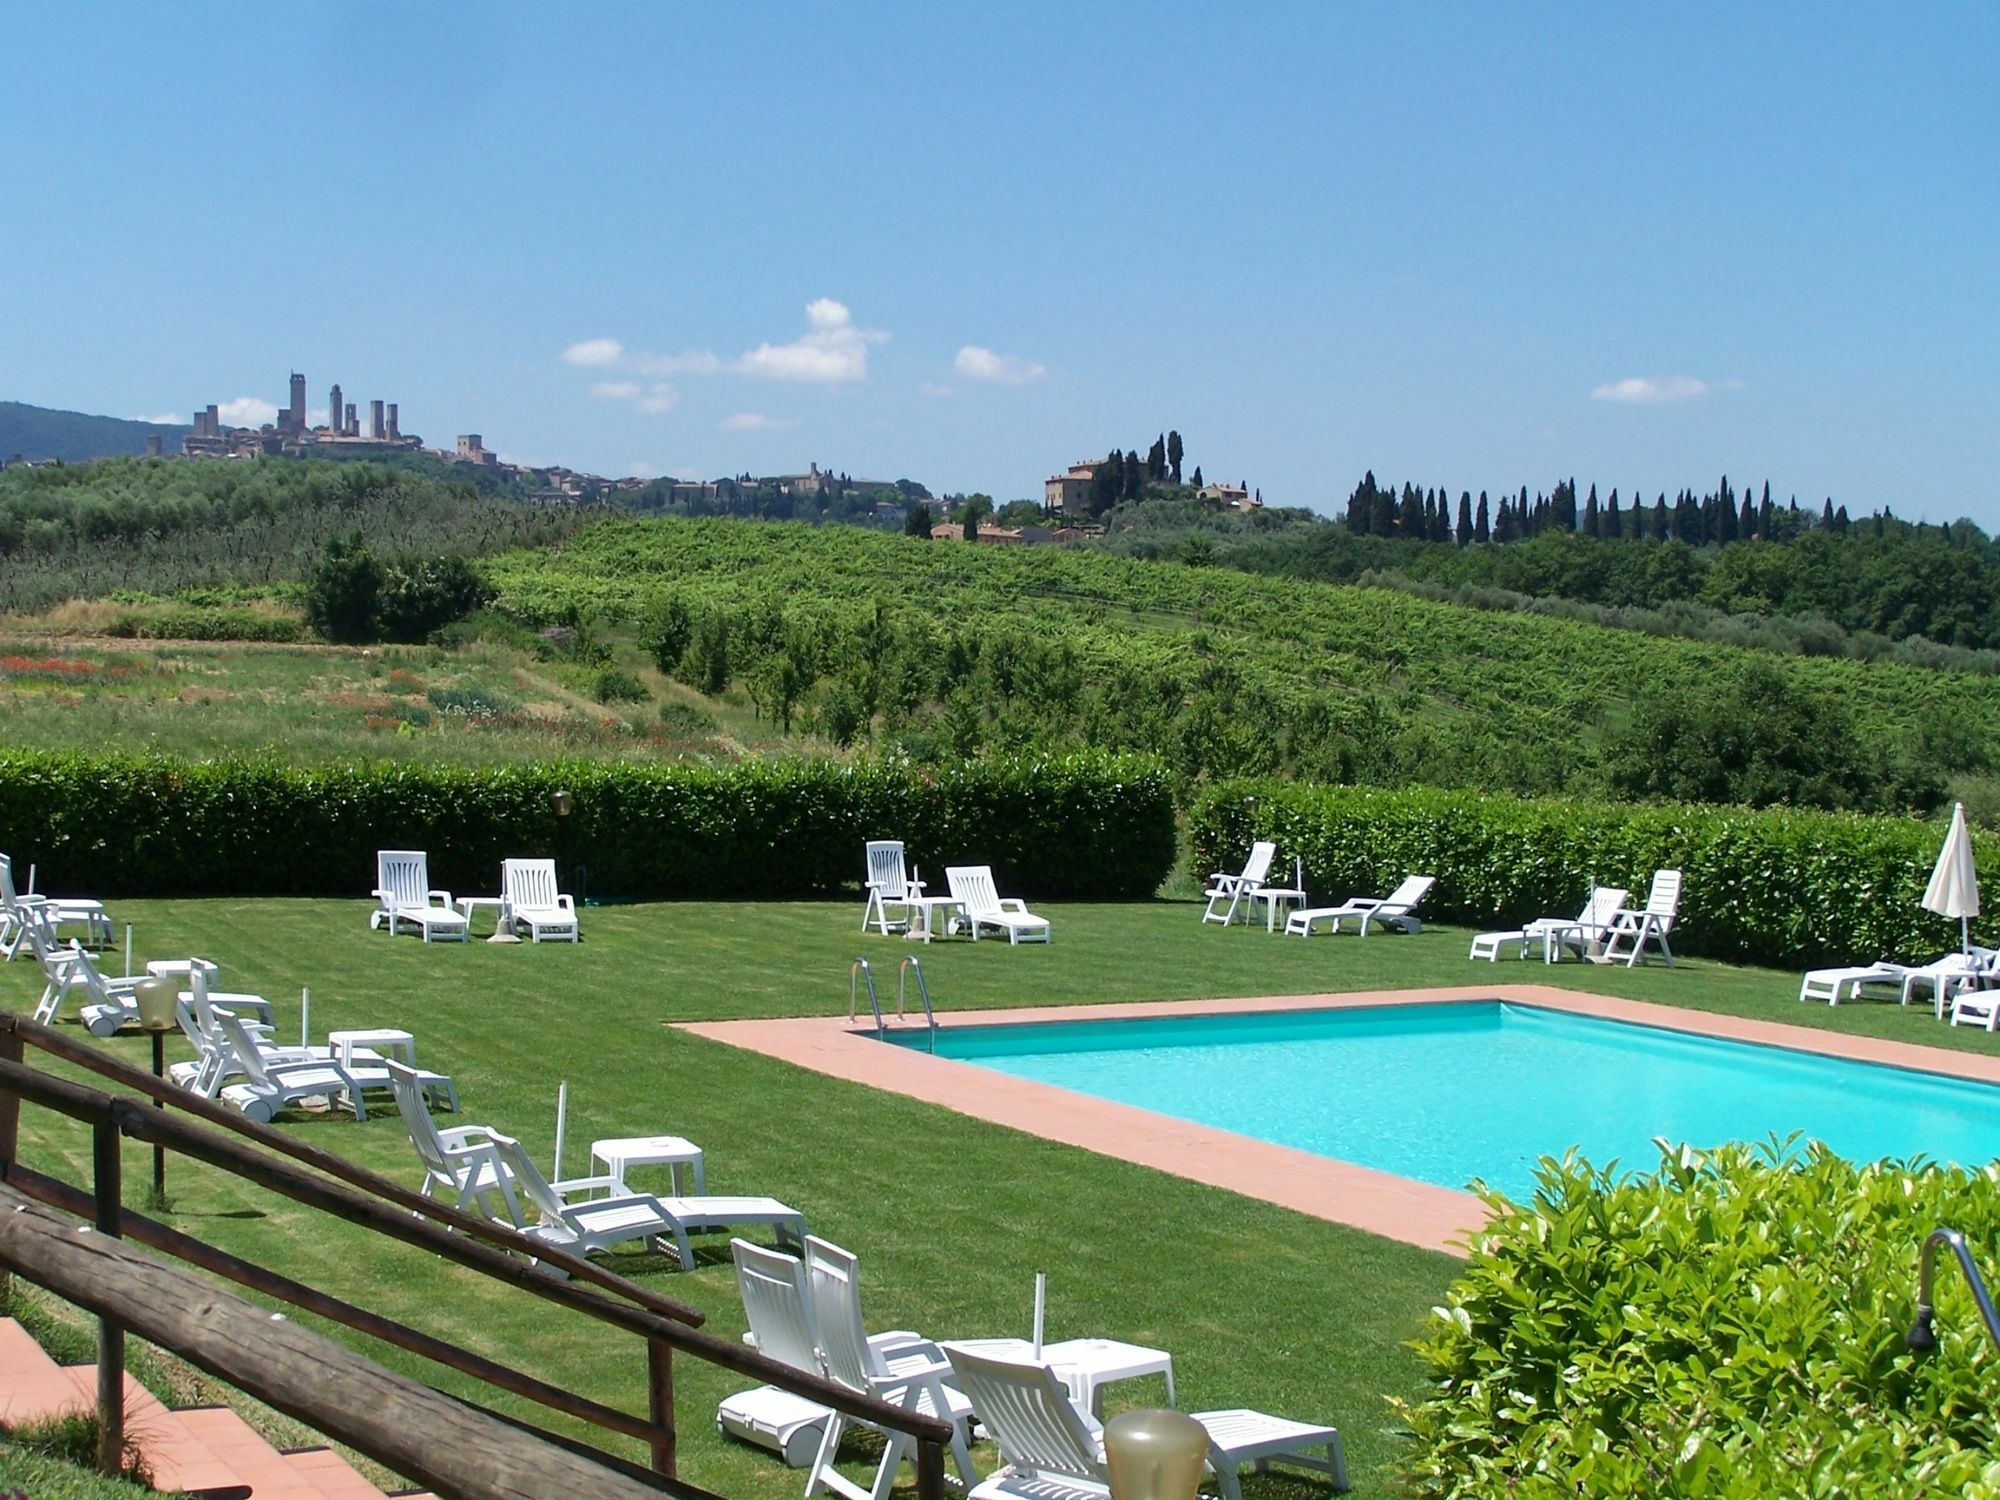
(1922, 802, 1980, 952)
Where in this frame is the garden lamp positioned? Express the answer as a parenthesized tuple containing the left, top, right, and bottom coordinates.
(132, 975, 178, 1201)
(1104, 1409, 1209, 1500)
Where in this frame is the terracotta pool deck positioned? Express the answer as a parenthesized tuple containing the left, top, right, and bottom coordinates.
(678, 984, 2000, 1257)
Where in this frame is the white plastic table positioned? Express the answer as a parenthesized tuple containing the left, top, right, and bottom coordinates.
(1252, 885, 1308, 933)
(943, 1337, 1174, 1416)
(906, 896, 967, 942)
(326, 1027, 417, 1070)
(591, 1134, 705, 1197)
(455, 896, 515, 940)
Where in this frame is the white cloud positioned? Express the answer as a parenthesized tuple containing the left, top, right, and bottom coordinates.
(721, 412, 796, 431)
(216, 396, 278, 427)
(632, 350, 723, 377)
(954, 345, 1047, 385)
(635, 384, 680, 413)
(1589, 374, 1716, 405)
(588, 379, 678, 413)
(736, 299, 886, 383)
(918, 382, 954, 399)
(133, 411, 184, 425)
(563, 337, 625, 366)
(589, 380, 642, 401)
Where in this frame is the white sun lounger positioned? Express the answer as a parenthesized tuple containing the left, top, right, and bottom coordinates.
(1286, 875, 1434, 937)
(1798, 964, 1906, 1006)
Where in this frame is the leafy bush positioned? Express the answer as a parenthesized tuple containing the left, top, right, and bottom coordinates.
(425, 685, 519, 719)
(658, 700, 717, 734)
(0, 749, 1175, 900)
(1397, 1143, 2000, 1497)
(106, 607, 306, 643)
(302, 536, 383, 643)
(1190, 779, 1997, 967)
(593, 667, 648, 704)
(376, 554, 494, 644)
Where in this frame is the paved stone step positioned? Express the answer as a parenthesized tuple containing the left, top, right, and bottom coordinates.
(176, 1403, 352, 1498)
(285, 1443, 394, 1498)
(0, 1316, 73, 1426)
(59, 1367, 247, 1496)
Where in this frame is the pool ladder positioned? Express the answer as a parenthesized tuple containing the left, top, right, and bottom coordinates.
(847, 956, 938, 1052)
(1907, 1227, 2000, 1356)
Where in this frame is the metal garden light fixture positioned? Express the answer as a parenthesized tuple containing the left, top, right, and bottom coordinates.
(131, 975, 178, 1201)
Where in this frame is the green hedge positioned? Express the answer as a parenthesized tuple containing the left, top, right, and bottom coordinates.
(1190, 780, 1993, 968)
(1398, 1144, 2000, 1496)
(0, 750, 1175, 902)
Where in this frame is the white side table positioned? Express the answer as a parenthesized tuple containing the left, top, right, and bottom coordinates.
(907, 896, 967, 942)
(943, 1336, 1174, 1416)
(591, 1134, 705, 1197)
(455, 896, 516, 941)
(326, 1027, 417, 1070)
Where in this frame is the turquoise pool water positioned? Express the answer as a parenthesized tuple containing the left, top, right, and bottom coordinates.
(893, 1002, 2000, 1198)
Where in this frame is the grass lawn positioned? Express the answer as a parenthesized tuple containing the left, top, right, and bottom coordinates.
(3, 899, 1991, 1497)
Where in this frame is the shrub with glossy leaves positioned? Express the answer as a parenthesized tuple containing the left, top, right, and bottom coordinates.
(1397, 1143, 2000, 1497)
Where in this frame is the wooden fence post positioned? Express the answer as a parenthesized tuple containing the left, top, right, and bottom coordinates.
(92, 1116, 124, 1477)
(647, 1335, 677, 1477)
(0, 1024, 20, 1304)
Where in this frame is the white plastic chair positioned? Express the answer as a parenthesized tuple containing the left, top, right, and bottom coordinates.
(502, 858, 578, 943)
(1285, 875, 1434, 937)
(0, 852, 112, 957)
(1469, 887, 1629, 962)
(1202, 842, 1276, 927)
(863, 842, 925, 937)
(945, 866, 1050, 945)
(802, 1236, 979, 1500)
(1598, 869, 1682, 967)
(372, 850, 469, 942)
(388, 1062, 521, 1217)
(214, 1013, 369, 1123)
(494, 1136, 806, 1271)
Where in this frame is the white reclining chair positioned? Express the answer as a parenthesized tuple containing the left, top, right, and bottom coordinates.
(491, 1136, 806, 1271)
(1469, 887, 1628, 963)
(1598, 869, 1682, 967)
(372, 850, 469, 942)
(1202, 841, 1276, 927)
(802, 1236, 979, 1500)
(502, 858, 579, 943)
(946, 866, 1050, 945)
(388, 1062, 522, 1217)
(1, 852, 112, 958)
(213, 1013, 370, 1123)
(862, 841, 927, 937)
(1286, 875, 1434, 937)
(942, 1344, 1347, 1500)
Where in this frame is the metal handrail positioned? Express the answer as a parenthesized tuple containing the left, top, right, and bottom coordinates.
(849, 957, 883, 1035)
(898, 954, 938, 1052)
(1907, 1227, 2000, 1354)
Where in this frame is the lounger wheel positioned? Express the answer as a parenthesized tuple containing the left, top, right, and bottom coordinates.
(236, 1097, 277, 1124)
(85, 1013, 123, 1038)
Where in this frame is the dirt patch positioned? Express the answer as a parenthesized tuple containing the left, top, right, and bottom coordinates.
(319, 691, 397, 710)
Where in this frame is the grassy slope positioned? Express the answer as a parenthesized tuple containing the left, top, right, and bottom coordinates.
(487, 517, 2000, 785)
(5, 898, 1993, 1497)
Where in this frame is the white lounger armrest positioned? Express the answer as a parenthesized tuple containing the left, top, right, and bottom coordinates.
(428, 888, 455, 906)
(556, 895, 575, 913)
(437, 1125, 509, 1150)
(550, 1173, 628, 1197)
(998, 899, 1031, 915)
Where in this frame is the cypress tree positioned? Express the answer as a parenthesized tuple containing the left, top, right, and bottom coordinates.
(1456, 491, 1473, 547)
(1167, 431, 1183, 485)
(1189, 465, 1203, 490)
(1399, 482, 1425, 537)
(1553, 478, 1578, 533)
(1738, 495, 1755, 539)
(1346, 472, 1377, 534)
(1758, 486, 1773, 539)
(1475, 491, 1491, 544)
(1652, 494, 1668, 540)
(1821, 498, 1835, 530)
(1834, 504, 1851, 533)
(1582, 483, 1600, 538)
(1371, 482, 1396, 536)
(1605, 488, 1622, 539)
(1124, 450, 1145, 502)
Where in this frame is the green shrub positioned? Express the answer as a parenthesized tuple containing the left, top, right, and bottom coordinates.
(106, 607, 305, 643)
(302, 535, 383, 643)
(425, 685, 520, 719)
(658, 700, 717, 734)
(1398, 1143, 2000, 1497)
(0, 749, 1175, 900)
(593, 667, 648, 704)
(376, 554, 494, 644)
(1191, 779, 1996, 968)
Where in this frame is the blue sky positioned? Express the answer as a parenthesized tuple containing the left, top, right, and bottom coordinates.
(4, 4, 1994, 520)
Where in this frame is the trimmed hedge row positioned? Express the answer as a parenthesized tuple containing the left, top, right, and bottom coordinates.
(1398, 1144, 2000, 1495)
(0, 750, 1175, 902)
(1190, 780, 1992, 968)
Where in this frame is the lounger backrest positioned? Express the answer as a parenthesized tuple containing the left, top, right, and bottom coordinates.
(494, 1139, 569, 1227)
(1578, 887, 1629, 929)
(377, 851, 432, 910)
(733, 1239, 823, 1377)
(502, 858, 560, 911)
(1384, 875, 1434, 911)
(387, 1061, 455, 1177)
(214, 1013, 278, 1090)
(802, 1236, 879, 1392)
(945, 866, 1001, 918)
(1240, 841, 1276, 885)
(943, 1345, 1105, 1484)
(1646, 869, 1683, 923)
(0, 854, 20, 911)
(865, 841, 914, 899)
(64, 946, 117, 1008)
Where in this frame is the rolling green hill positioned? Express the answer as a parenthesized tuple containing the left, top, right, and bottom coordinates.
(0, 400, 189, 463)
(482, 517, 2000, 812)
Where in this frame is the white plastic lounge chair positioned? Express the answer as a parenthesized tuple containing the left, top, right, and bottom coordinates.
(1469, 887, 1629, 963)
(1286, 875, 1434, 937)
(725, 1240, 837, 1468)
(945, 866, 1050, 945)
(942, 1344, 1347, 1500)
(1202, 842, 1276, 927)
(388, 1062, 522, 1217)
(1886, 949, 1995, 1013)
(863, 841, 926, 937)
(1950, 982, 2000, 1031)
(1, 852, 113, 958)
(502, 858, 578, 943)
(1798, 963, 1906, 1006)
(213, 1013, 369, 1123)
(802, 1236, 979, 1500)
(1597, 869, 1681, 967)
(493, 1136, 806, 1271)
(371, 850, 469, 942)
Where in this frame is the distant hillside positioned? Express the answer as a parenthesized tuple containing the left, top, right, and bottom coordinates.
(0, 401, 189, 463)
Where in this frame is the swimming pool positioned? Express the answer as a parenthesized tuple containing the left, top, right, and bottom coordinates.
(889, 1001, 2000, 1199)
